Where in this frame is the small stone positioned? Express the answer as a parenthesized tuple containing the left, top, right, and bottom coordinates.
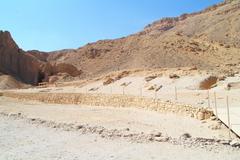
(196, 111, 205, 120)
(151, 131, 162, 137)
(210, 116, 217, 121)
(155, 137, 169, 142)
(201, 120, 207, 124)
(125, 128, 130, 131)
(169, 74, 180, 79)
(148, 136, 154, 141)
(230, 140, 240, 147)
(8, 113, 17, 117)
(209, 123, 221, 130)
(197, 101, 205, 105)
(75, 125, 84, 130)
(220, 140, 230, 145)
(30, 118, 36, 121)
(180, 133, 191, 139)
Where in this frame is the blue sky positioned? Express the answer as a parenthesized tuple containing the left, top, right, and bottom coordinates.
(1, 0, 222, 52)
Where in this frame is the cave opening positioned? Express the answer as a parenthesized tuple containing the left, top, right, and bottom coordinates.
(37, 71, 45, 84)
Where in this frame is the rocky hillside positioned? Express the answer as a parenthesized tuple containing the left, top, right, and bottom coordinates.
(46, 0, 240, 78)
(1, 0, 240, 86)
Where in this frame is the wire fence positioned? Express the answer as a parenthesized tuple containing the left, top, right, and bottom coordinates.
(83, 84, 240, 139)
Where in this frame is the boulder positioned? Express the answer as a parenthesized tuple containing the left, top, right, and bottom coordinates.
(169, 74, 180, 79)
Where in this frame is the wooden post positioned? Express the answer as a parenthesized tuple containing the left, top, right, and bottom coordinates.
(214, 92, 218, 120)
(226, 96, 231, 140)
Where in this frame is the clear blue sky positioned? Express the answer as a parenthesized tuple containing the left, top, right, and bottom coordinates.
(1, 0, 222, 52)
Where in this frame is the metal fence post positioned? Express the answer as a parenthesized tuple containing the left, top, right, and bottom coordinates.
(214, 92, 218, 120)
(207, 90, 210, 108)
(226, 96, 231, 140)
(140, 87, 142, 97)
(175, 86, 177, 101)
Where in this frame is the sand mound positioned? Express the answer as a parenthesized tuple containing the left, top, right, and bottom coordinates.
(0, 74, 25, 89)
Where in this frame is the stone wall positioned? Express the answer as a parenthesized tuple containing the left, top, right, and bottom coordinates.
(1, 92, 213, 120)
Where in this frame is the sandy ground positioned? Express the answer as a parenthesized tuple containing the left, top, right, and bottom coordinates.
(1, 115, 240, 160)
(1, 73, 240, 159)
(11, 74, 240, 135)
(0, 96, 234, 139)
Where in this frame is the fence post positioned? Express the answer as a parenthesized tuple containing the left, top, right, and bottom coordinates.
(97, 87, 99, 94)
(122, 86, 125, 95)
(155, 91, 157, 100)
(110, 85, 112, 94)
(214, 92, 218, 120)
(207, 90, 210, 108)
(140, 86, 142, 97)
(175, 86, 177, 101)
(226, 96, 231, 140)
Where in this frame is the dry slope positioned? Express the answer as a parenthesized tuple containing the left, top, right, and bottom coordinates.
(46, 0, 240, 78)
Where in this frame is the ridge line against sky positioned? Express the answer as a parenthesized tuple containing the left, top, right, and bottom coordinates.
(0, 0, 222, 52)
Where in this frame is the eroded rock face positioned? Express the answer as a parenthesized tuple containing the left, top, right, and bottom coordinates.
(0, 31, 42, 85)
(40, 62, 82, 82)
(0, 31, 81, 85)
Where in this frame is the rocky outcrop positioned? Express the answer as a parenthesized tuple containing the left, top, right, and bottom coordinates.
(0, 31, 82, 85)
(0, 31, 43, 84)
(40, 62, 82, 82)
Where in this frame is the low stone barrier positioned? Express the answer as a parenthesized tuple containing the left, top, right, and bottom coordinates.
(2, 92, 213, 120)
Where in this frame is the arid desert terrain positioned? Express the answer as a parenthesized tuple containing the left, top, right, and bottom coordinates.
(1, 0, 240, 159)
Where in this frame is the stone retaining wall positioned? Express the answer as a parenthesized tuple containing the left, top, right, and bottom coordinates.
(1, 92, 213, 120)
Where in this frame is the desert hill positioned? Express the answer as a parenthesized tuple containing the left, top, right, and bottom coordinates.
(45, 0, 240, 78)
(0, 0, 240, 86)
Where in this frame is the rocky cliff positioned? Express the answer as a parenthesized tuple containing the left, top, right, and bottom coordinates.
(0, 31, 43, 84)
(0, 31, 81, 85)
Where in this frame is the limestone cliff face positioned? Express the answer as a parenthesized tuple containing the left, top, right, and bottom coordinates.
(0, 31, 42, 84)
(0, 31, 81, 85)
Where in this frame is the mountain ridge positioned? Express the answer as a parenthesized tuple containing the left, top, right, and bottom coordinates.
(0, 0, 240, 86)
